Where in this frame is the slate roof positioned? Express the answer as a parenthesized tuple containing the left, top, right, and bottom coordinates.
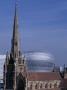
(27, 72, 62, 81)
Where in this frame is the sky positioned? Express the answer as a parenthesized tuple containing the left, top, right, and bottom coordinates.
(0, 0, 67, 66)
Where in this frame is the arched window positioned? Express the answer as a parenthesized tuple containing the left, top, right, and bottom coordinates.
(45, 83, 48, 88)
(54, 83, 57, 88)
(50, 83, 52, 88)
(17, 73, 26, 90)
(40, 83, 42, 88)
(30, 84, 32, 90)
(35, 84, 38, 89)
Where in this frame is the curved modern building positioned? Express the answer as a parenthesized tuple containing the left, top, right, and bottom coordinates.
(25, 52, 55, 72)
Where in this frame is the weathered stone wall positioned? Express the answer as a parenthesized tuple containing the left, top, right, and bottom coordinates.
(27, 80, 61, 90)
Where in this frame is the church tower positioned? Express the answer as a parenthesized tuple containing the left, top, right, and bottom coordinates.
(11, 5, 20, 59)
(4, 4, 26, 90)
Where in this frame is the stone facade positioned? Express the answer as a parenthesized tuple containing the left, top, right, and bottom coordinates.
(27, 80, 61, 90)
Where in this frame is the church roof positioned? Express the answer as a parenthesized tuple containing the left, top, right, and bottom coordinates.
(27, 72, 62, 81)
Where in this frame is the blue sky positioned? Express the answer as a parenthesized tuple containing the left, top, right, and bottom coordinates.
(0, 0, 67, 65)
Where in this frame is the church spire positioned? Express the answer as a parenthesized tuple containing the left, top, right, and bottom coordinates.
(11, 4, 20, 59)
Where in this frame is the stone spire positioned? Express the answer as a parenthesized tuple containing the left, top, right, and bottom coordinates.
(11, 4, 20, 59)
